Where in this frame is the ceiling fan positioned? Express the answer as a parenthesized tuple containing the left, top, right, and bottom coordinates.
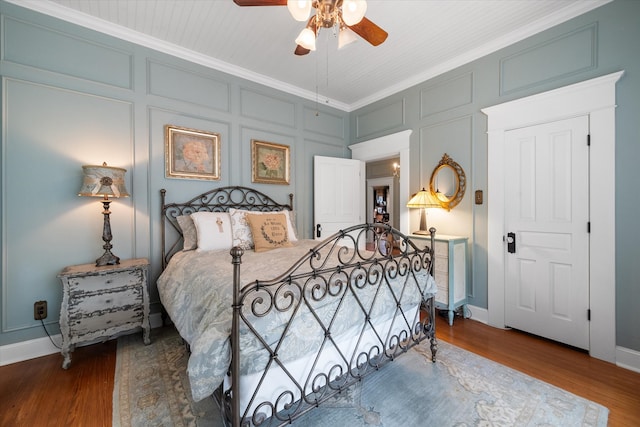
(233, 0, 388, 56)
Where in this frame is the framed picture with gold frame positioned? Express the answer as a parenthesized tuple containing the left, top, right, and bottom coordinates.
(165, 125, 220, 180)
(251, 140, 290, 185)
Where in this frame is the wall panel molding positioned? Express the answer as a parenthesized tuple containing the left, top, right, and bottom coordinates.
(500, 23, 598, 95)
(240, 88, 296, 128)
(303, 106, 345, 139)
(147, 59, 230, 112)
(2, 15, 133, 89)
(355, 99, 405, 140)
(420, 72, 474, 119)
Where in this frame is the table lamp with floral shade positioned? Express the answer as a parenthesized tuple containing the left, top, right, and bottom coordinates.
(78, 162, 130, 266)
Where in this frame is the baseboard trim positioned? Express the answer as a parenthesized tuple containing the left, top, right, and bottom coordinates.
(0, 312, 164, 366)
(463, 305, 640, 373)
(616, 345, 640, 373)
(465, 304, 489, 324)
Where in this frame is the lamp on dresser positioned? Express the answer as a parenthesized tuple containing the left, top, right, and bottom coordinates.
(406, 187, 441, 235)
(78, 162, 130, 266)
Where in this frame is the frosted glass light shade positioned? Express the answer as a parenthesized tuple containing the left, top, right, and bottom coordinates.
(341, 0, 367, 26)
(338, 27, 358, 49)
(287, 0, 311, 21)
(295, 27, 316, 51)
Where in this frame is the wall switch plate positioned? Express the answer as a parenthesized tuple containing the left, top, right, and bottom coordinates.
(475, 190, 483, 204)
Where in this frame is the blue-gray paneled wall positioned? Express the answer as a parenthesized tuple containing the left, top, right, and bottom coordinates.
(0, 1, 349, 347)
(2, 0, 639, 358)
(351, 0, 640, 353)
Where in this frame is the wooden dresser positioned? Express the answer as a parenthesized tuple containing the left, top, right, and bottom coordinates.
(57, 258, 150, 369)
(410, 234, 469, 325)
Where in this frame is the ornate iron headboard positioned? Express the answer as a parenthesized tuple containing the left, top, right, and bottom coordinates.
(160, 186, 294, 269)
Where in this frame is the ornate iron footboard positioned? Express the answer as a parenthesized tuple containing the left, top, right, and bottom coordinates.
(224, 224, 437, 427)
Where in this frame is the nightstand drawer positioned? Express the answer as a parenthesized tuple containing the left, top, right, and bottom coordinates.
(69, 308, 143, 336)
(69, 286, 143, 317)
(67, 269, 144, 294)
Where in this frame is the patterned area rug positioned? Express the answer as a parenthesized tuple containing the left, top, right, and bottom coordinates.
(113, 327, 608, 427)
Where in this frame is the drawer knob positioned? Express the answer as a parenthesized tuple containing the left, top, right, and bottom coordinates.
(105, 299, 112, 304)
(106, 279, 113, 284)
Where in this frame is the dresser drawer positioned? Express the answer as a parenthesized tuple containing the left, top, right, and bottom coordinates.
(68, 286, 143, 318)
(409, 235, 468, 325)
(434, 255, 448, 274)
(434, 241, 449, 255)
(67, 269, 144, 294)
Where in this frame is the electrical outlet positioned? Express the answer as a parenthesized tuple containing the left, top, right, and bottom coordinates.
(34, 300, 47, 320)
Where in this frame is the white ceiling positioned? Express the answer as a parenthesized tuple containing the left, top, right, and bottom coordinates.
(13, 0, 611, 111)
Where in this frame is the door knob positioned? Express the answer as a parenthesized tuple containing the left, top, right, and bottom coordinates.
(507, 232, 516, 253)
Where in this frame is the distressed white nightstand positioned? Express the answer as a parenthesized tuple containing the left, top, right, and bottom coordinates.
(410, 234, 469, 325)
(57, 258, 150, 369)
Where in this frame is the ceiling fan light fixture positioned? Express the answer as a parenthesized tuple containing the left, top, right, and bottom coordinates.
(338, 26, 358, 49)
(295, 27, 316, 51)
(341, 0, 367, 26)
(287, 0, 312, 21)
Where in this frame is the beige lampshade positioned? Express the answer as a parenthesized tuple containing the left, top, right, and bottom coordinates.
(406, 188, 440, 208)
(78, 162, 130, 198)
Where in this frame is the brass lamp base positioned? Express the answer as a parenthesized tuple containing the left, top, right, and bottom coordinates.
(412, 208, 430, 235)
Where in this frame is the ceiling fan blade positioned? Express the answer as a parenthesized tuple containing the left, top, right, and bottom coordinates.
(294, 45, 311, 56)
(233, 0, 287, 6)
(348, 17, 388, 46)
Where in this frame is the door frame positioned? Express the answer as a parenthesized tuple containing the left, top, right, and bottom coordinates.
(349, 130, 412, 235)
(482, 71, 623, 363)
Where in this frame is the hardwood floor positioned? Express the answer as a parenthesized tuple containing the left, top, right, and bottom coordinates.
(1, 315, 638, 426)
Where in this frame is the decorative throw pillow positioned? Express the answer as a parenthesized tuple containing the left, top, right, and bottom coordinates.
(229, 208, 297, 250)
(245, 213, 293, 252)
(176, 215, 197, 251)
(190, 212, 233, 252)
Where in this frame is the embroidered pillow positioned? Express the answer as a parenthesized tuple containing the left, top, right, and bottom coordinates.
(176, 215, 197, 251)
(229, 208, 297, 250)
(245, 213, 293, 252)
(190, 212, 233, 252)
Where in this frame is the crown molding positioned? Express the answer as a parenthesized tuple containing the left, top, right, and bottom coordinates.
(6, 0, 612, 112)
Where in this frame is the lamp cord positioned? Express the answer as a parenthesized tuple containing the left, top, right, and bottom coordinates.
(39, 318, 62, 349)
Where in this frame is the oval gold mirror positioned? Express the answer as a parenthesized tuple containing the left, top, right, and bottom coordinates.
(429, 153, 466, 211)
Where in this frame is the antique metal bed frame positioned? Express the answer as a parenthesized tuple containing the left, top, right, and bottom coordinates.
(160, 186, 438, 427)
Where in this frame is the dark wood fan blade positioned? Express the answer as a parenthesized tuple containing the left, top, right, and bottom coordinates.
(294, 45, 311, 56)
(233, 0, 287, 6)
(348, 17, 388, 46)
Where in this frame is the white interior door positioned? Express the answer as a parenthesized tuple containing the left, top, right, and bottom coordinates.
(504, 116, 590, 350)
(314, 156, 364, 240)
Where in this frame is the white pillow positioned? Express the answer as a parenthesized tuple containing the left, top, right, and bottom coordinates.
(176, 215, 197, 251)
(229, 208, 297, 250)
(190, 212, 233, 252)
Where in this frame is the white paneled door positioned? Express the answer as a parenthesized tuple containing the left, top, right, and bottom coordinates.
(504, 116, 590, 350)
(313, 156, 364, 241)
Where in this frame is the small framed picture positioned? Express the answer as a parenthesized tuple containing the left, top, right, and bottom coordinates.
(165, 125, 220, 180)
(251, 140, 290, 185)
